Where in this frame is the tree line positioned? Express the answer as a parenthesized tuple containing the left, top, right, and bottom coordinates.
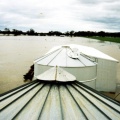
(0, 28, 120, 37)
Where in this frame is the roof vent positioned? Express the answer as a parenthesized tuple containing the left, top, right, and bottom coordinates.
(62, 45, 70, 48)
(67, 48, 79, 59)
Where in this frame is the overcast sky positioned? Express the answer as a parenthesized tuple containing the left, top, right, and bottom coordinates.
(0, 0, 120, 32)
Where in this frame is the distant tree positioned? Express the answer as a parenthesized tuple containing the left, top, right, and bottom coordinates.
(70, 30, 74, 37)
(54, 31, 62, 36)
(48, 31, 54, 36)
(0, 28, 119, 37)
(4, 28, 10, 35)
(97, 31, 105, 37)
(12, 29, 17, 33)
(4, 28, 10, 32)
(12, 29, 23, 36)
(47, 31, 62, 36)
(26, 29, 35, 35)
(65, 31, 70, 36)
(29, 29, 35, 34)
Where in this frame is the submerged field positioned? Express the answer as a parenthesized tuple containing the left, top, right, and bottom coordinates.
(0, 36, 120, 101)
(87, 36, 120, 43)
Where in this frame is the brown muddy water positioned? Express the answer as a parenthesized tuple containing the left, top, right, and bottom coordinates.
(0, 36, 120, 96)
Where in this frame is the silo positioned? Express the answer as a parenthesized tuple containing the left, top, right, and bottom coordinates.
(34, 45, 97, 89)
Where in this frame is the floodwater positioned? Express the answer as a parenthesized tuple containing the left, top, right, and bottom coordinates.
(0, 36, 120, 94)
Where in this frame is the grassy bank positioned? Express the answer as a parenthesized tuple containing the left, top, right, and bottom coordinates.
(87, 36, 120, 43)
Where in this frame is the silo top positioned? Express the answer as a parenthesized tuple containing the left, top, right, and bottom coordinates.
(34, 46, 96, 67)
(37, 66, 76, 82)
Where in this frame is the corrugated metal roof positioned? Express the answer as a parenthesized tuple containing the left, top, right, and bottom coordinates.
(46, 44, 118, 62)
(0, 80, 120, 120)
(34, 45, 96, 67)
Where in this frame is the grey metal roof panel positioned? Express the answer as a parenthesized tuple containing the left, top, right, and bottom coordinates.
(0, 80, 120, 120)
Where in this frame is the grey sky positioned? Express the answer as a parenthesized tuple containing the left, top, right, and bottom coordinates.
(0, 0, 120, 32)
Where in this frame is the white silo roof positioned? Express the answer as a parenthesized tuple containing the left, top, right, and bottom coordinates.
(47, 44, 118, 62)
(34, 45, 96, 67)
(37, 66, 76, 82)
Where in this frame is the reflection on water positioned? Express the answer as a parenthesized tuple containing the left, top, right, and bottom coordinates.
(98, 40, 105, 43)
(0, 36, 120, 94)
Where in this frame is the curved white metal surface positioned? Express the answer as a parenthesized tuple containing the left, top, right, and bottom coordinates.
(37, 66, 76, 82)
(35, 46, 96, 67)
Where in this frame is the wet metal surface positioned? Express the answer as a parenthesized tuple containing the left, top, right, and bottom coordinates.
(0, 80, 120, 120)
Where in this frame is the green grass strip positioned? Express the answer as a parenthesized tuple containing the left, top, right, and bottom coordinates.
(86, 36, 120, 43)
